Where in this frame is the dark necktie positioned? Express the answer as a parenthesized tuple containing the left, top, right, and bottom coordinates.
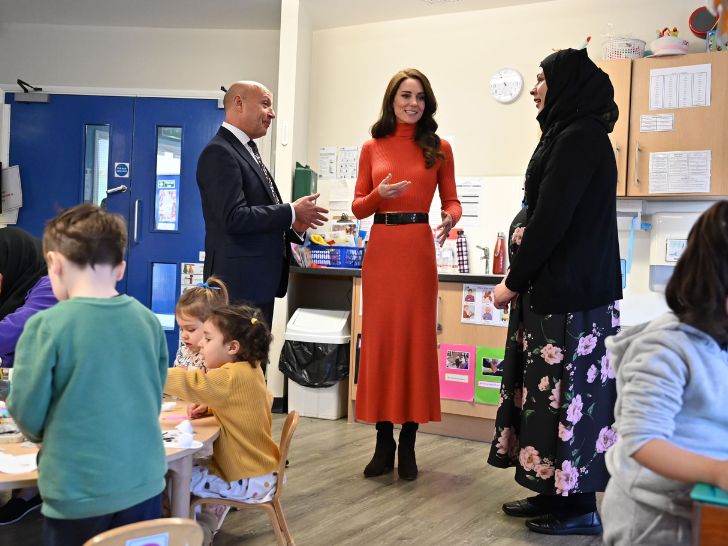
(247, 140, 280, 204)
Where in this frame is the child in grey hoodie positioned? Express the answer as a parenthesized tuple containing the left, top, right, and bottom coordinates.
(602, 201, 728, 545)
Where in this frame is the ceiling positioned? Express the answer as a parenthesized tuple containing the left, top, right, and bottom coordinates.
(304, 0, 554, 30)
(0, 0, 553, 31)
(0, 0, 281, 30)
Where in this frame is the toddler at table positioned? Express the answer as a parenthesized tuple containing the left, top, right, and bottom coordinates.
(173, 276, 228, 370)
(7, 204, 169, 546)
(601, 201, 728, 544)
(165, 304, 280, 544)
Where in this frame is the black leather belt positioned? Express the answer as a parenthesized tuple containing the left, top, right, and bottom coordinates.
(373, 212, 429, 225)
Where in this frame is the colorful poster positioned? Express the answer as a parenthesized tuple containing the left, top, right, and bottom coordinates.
(439, 344, 475, 401)
(475, 346, 506, 405)
(155, 174, 180, 231)
(461, 283, 508, 327)
(180, 262, 204, 294)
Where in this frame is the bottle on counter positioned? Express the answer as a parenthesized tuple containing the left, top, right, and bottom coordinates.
(492, 232, 506, 275)
(455, 230, 469, 273)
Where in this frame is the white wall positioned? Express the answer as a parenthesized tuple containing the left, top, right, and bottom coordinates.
(306, 0, 709, 325)
(268, 0, 315, 397)
(0, 23, 280, 94)
(308, 0, 701, 175)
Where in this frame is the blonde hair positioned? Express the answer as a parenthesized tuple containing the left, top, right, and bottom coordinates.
(176, 276, 229, 322)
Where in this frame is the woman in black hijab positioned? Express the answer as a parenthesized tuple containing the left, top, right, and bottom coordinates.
(0, 227, 57, 368)
(487, 49, 623, 536)
(0, 227, 56, 524)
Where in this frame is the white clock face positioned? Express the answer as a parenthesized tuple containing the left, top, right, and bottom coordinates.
(489, 68, 524, 104)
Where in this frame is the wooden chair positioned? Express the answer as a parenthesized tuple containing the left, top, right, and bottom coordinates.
(190, 411, 299, 546)
(82, 517, 203, 546)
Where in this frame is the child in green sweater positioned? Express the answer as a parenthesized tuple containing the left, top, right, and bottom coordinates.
(7, 204, 169, 546)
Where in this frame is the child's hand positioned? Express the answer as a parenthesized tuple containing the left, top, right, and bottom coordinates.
(714, 460, 728, 492)
(187, 403, 208, 419)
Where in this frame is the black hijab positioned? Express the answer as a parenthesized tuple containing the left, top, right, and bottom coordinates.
(523, 48, 618, 217)
(536, 48, 618, 133)
(0, 227, 48, 320)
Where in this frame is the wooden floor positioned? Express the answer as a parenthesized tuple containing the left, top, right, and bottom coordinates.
(0, 415, 602, 546)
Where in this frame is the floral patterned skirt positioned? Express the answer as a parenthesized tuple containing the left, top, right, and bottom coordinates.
(487, 292, 620, 495)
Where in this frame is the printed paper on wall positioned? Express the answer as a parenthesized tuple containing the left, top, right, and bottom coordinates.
(439, 343, 475, 401)
(475, 346, 505, 405)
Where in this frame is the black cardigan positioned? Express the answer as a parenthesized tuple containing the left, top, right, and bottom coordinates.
(505, 117, 623, 313)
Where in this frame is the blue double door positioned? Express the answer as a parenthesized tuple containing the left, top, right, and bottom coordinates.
(7, 93, 224, 360)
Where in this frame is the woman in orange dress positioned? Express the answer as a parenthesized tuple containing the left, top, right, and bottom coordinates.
(352, 68, 461, 480)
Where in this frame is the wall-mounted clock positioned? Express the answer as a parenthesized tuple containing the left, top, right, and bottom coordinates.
(489, 68, 524, 104)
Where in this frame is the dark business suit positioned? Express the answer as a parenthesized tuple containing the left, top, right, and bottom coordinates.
(196, 126, 302, 326)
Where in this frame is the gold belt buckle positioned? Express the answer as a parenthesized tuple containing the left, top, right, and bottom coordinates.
(385, 213, 392, 225)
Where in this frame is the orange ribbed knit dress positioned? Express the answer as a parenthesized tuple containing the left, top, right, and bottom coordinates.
(352, 122, 462, 424)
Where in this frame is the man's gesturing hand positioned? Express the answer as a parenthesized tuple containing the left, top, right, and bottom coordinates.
(292, 193, 329, 230)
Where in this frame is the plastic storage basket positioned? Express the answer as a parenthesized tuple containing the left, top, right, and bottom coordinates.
(602, 37, 646, 60)
(309, 245, 364, 268)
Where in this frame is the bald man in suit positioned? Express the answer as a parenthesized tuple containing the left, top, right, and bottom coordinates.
(197, 81, 327, 334)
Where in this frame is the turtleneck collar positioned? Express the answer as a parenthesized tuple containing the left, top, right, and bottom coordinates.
(392, 121, 417, 138)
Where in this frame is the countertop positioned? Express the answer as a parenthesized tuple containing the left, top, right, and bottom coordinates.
(290, 266, 504, 285)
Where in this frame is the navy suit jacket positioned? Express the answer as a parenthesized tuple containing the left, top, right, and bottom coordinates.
(196, 127, 302, 305)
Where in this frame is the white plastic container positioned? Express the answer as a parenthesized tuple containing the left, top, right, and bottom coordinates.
(284, 308, 350, 420)
(288, 380, 349, 420)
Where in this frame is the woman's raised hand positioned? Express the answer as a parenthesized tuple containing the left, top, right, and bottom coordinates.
(436, 211, 453, 247)
(378, 173, 412, 199)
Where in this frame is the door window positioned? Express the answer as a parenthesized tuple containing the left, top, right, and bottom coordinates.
(83, 124, 110, 206)
(154, 127, 182, 231)
(151, 262, 177, 330)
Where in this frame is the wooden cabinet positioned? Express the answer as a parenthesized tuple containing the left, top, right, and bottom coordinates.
(692, 501, 728, 546)
(347, 276, 508, 441)
(599, 52, 728, 199)
(596, 59, 632, 196)
(347, 277, 362, 409)
(626, 52, 728, 197)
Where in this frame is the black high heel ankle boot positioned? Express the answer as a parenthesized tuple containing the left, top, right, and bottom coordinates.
(363, 421, 396, 477)
(398, 422, 418, 480)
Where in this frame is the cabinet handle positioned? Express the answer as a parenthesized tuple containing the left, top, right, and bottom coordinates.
(133, 199, 141, 244)
(633, 142, 641, 186)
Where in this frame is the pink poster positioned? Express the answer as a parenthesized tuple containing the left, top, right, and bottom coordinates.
(439, 343, 475, 401)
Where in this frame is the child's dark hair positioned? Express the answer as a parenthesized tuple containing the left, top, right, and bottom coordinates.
(207, 304, 272, 365)
(665, 201, 728, 346)
(43, 203, 127, 267)
(176, 276, 229, 322)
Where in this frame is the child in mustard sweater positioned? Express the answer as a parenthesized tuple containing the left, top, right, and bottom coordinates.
(164, 304, 280, 542)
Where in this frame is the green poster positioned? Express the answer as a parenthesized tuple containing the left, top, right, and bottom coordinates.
(475, 346, 505, 405)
